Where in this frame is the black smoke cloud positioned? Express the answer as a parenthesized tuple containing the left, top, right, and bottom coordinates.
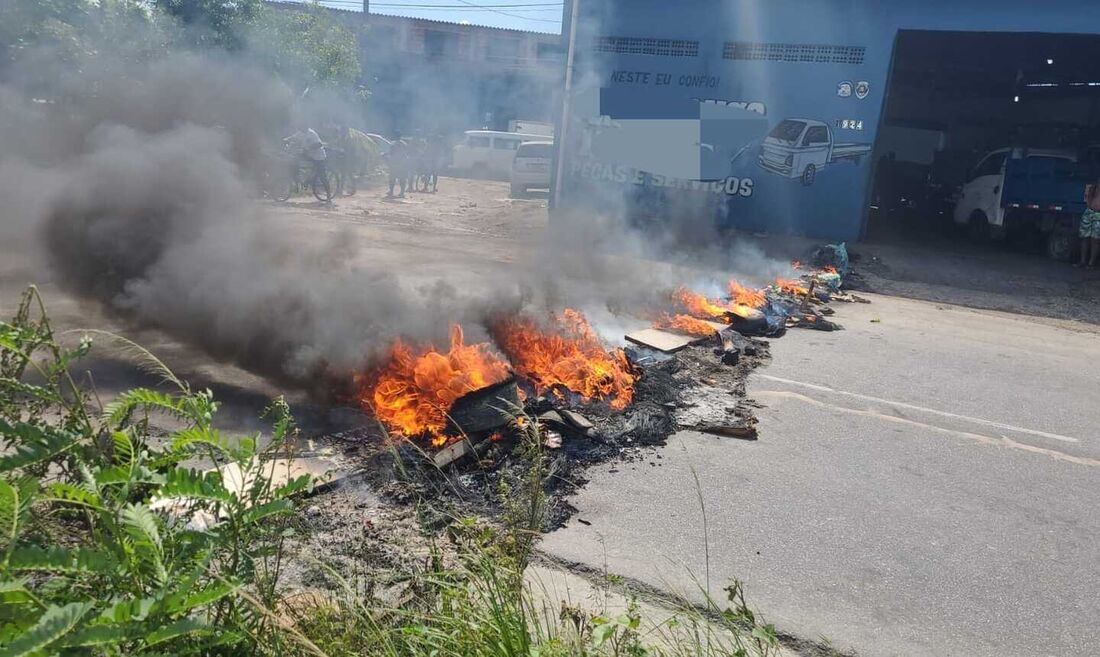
(0, 45, 504, 388)
(0, 9, 788, 394)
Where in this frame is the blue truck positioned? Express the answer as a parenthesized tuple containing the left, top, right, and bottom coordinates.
(954, 148, 1099, 259)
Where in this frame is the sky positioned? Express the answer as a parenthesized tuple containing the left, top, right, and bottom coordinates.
(304, 0, 564, 34)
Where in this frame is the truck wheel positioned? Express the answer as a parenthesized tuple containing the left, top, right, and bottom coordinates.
(967, 211, 989, 242)
(1047, 217, 1077, 261)
(801, 164, 816, 186)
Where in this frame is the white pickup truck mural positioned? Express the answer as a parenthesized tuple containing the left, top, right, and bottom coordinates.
(757, 118, 871, 186)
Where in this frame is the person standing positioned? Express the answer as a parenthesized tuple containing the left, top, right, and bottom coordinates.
(1078, 181, 1100, 268)
(385, 134, 410, 198)
(284, 124, 331, 201)
(425, 134, 445, 193)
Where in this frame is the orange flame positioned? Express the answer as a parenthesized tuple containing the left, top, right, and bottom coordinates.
(358, 324, 511, 446)
(653, 313, 718, 337)
(493, 309, 635, 410)
(821, 265, 838, 275)
(727, 280, 767, 308)
(728, 304, 763, 320)
(775, 278, 809, 296)
(671, 287, 730, 320)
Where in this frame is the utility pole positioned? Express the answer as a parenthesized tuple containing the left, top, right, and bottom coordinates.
(551, 0, 580, 211)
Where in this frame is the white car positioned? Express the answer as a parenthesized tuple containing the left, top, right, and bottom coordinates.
(510, 141, 553, 197)
(953, 148, 1076, 237)
(452, 130, 548, 179)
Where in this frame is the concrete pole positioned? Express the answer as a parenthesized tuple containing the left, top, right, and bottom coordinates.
(551, 0, 580, 211)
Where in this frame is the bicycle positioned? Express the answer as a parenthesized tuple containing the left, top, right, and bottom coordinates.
(262, 149, 335, 203)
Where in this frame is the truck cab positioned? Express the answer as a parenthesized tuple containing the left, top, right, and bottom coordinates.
(758, 119, 872, 186)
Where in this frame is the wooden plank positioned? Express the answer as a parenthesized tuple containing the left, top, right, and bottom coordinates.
(625, 328, 698, 353)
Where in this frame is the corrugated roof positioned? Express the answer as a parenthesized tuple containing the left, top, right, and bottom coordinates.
(265, 1, 561, 36)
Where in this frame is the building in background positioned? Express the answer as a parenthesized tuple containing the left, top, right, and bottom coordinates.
(555, 0, 1100, 247)
(268, 2, 564, 138)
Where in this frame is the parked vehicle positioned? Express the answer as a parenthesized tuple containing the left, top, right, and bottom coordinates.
(510, 141, 553, 197)
(452, 130, 548, 179)
(758, 118, 872, 186)
(952, 147, 1096, 258)
(508, 120, 555, 138)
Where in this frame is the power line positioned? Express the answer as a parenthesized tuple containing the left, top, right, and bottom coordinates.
(371, 2, 562, 7)
(446, 0, 560, 22)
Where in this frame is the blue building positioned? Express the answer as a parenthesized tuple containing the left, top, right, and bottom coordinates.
(553, 0, 1100, 242)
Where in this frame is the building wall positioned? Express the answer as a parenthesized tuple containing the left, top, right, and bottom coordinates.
(360, 13, 563, 136)
(266, 3, 564, 137)
(557, 0, 1098, 240)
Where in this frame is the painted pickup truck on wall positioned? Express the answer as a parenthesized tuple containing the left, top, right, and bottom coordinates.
(757, 119, 872, 186)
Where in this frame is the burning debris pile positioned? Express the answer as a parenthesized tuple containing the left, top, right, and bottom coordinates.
(333, 248, 865, 526)
(491, 309, 635, 411)
(356, 325, 513, 447)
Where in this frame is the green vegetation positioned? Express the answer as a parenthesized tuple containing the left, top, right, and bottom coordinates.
(0, 287, 787, 656)
(0, 0, 360, 89)
(0, 287, 309, 655)
(248, 4, 362, 89)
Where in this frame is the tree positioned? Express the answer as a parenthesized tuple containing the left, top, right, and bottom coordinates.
(247, 3, 362, 89)
(156, 0, 265, 51)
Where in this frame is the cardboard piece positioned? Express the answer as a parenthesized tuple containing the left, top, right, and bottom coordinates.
(625, 328, 699, 353)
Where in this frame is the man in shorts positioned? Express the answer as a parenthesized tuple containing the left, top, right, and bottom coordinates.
(1078, 182, 1100, 268)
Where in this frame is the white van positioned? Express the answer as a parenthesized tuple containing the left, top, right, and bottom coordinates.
(510, 141, 554, 197)
(452, 130, 548, 179)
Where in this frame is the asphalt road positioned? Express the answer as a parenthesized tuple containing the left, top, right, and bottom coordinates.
(540, 294, 1100, 657)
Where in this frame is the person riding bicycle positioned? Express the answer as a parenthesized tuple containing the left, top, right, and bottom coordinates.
(284, 124, 332, 200)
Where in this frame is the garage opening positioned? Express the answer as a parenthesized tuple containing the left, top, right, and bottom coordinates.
(867, 30, 1100, 260)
